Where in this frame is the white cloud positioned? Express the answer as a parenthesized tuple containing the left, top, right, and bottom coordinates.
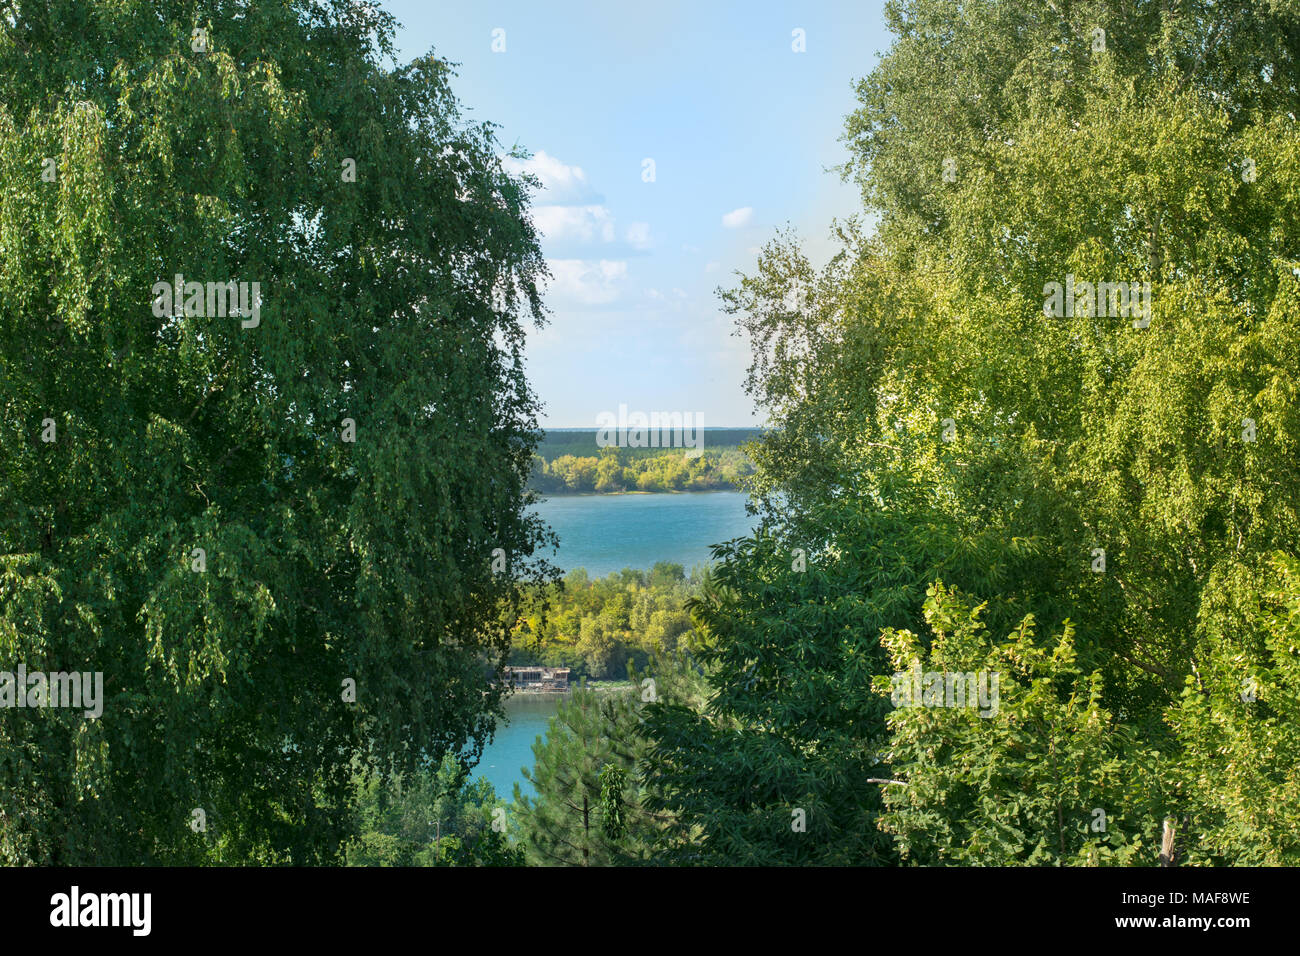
(533, 204, 616, 243)
(502, 150, 599, 204)
(624, 222, 651, 249)
(722, 206, 754, 229)
(505, 151, 652, 252)
(704, 261, 720, 273)
(546, 259, 628, 305)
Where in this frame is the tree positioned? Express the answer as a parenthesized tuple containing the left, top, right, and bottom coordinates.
(873, 583, 1168, 866)
(595, 450, 624, 493)
(345, 755, 523, 867)
(513, 686, 654, 865)
(645, 513, 958, 866)
(0, 0, 553, 864)
(667, 0, 1300, 865)
(1169, 552, 1300, 865)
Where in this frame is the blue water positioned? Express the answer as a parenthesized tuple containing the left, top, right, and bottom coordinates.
(530, 490, 756, 578)
(474, 694, 560, 800)
(471, 490, 757, 800)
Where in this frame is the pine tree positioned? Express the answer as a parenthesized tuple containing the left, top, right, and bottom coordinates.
(513, 687, 649, 866)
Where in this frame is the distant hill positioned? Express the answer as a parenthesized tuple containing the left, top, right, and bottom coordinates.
(536, 427, 764, 462)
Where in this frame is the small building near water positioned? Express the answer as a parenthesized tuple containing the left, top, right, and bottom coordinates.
(503, 665, 571, 693)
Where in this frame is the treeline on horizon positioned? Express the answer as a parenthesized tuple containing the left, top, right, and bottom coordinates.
(529, 447, 754, 494)
(527, 428, 760, 494)
(5, 0, 1300, 868)
(536, 428, 764, 459)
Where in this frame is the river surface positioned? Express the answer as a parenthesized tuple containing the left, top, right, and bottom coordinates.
(471, 490, 757, 799)
(474, 694, 561, 801)
(529, 490, 754, 578)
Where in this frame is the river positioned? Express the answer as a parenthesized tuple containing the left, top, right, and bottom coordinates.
(471, 489, 756, 799)
(529, 490, 754, 577)
(474, 694, 562, 801)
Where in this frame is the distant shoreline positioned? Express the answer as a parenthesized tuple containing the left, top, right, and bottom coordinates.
(502, 681, 637, 697)
(532, 488, 743, 498)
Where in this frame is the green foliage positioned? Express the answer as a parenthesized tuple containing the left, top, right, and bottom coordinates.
(530, 447, 754, 494)
(641, 495, 1057, 864)
(733, 0, 1300, 722)
(647, 0, 1300, 866)
(536, 429, 763, 460)
(647, 520, 908, 865)
(5, 0, 1298, 870)
(873, 583, 1167, 866)
(0, 1, 553, 863)
(1169, 552, 1300, 865)
(345, 755, 523, 867)
(511, 564, 699, 679)
(513, 686, 655, 865)
(598, 764, 628, 841)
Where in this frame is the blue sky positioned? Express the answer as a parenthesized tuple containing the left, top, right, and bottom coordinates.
(381, 0, 889, 427)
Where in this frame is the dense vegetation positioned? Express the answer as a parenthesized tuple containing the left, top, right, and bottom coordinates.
(530, 448, 754, 494)
(512, 666, 709, 866)
(536, 428, 761, 460)
(345, 755, 522, 867)
(0, 0, 554, 864)
(515, 0, 1300, 867)
(6, 0, 1298, 869)
(509, 564, 699, 680)
(529, 428, 758, 495)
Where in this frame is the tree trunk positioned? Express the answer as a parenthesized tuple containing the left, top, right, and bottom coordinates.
(582, 795, 590, 866)
(1159, 818, 1177, 866)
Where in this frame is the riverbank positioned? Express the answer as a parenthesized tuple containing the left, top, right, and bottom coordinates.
(475, 682, 639, 798)
(529, 487, 743, 497)
(500, 680, 637, 697)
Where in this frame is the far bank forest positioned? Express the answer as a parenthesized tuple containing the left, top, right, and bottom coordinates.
(528, 428, 759, 495)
